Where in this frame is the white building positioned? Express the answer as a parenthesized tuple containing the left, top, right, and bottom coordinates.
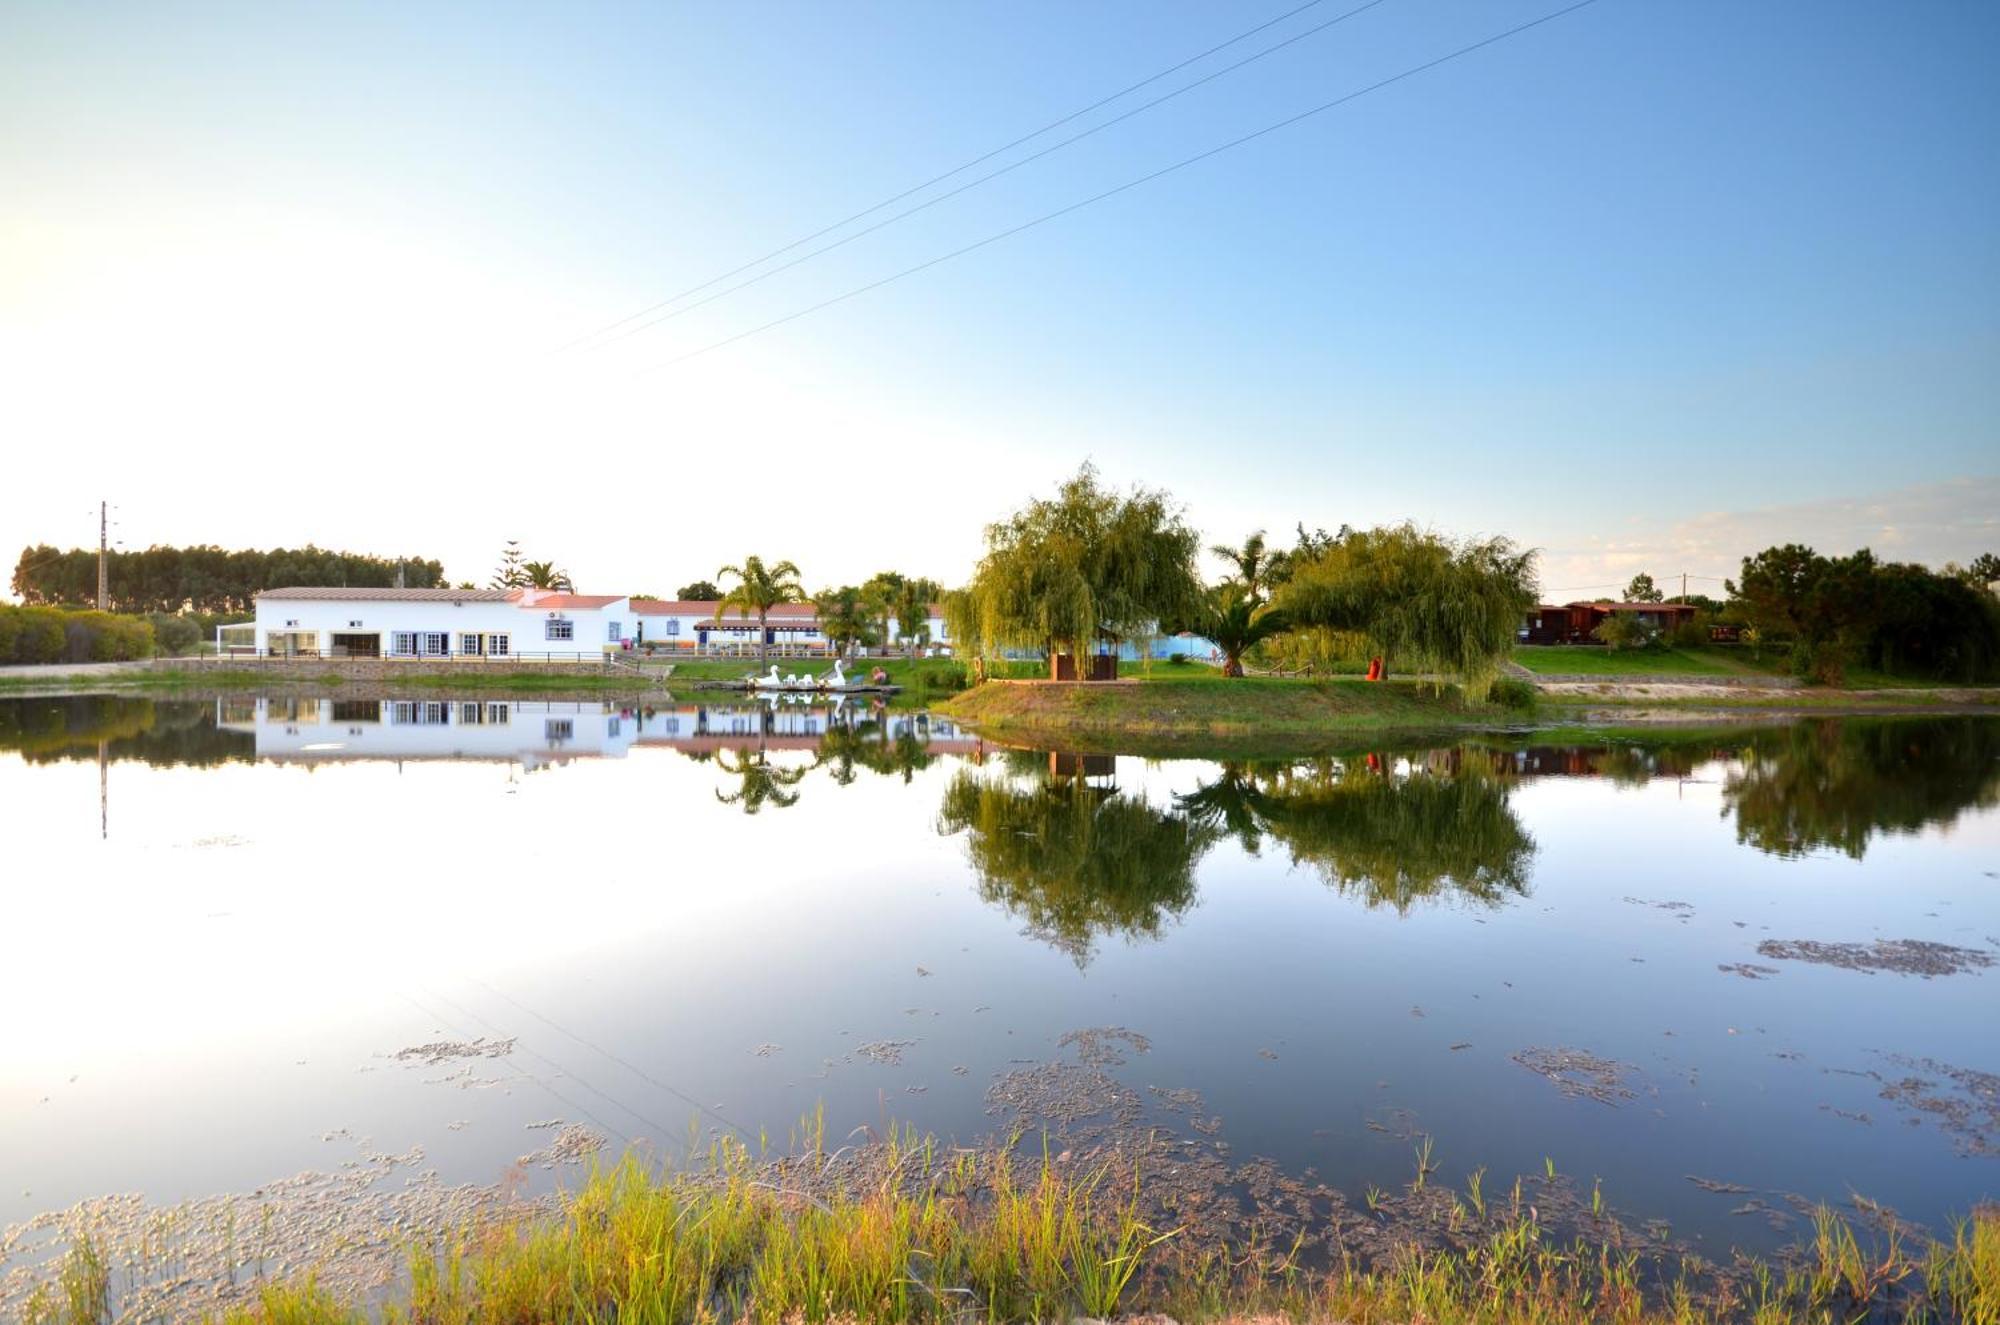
(246, 586, 634, 660)
(630, 599, 953, 655)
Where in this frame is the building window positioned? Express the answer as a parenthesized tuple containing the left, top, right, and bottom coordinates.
(422, 632, 450, 656)
(546, 619, 574, 641)
(664, 619, 680, 637)
(545, 718, 573, 741)
(460, 702, 485, 724)
(391, 632, 418, 656)
(607, 620, 623, 642)
(486, 703, 509, 723)
(607, 716, 621, 738)
(461, 633, 483, 656)
(489, 633, 509, 656)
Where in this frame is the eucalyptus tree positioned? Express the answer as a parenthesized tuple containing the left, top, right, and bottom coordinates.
(949, 465, 1202, 677)
(1274, 523, 1536, 695)
(716, 555, 805, 659)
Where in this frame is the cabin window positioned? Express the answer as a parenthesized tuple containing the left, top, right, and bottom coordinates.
(664, 619, 680, 637)
(546, 619, 574, 641)
(487, 703, 509, 722)
(391, 632, 417, 656)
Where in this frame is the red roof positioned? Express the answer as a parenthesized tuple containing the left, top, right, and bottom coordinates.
(518, 593, 625, 610)
(631, 599, 818, 622)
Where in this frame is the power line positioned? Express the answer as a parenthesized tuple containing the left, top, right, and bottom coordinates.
(642, 0, 1605, 375)
(560, 0, 1362, 351)
(588, 0, 1395, 350)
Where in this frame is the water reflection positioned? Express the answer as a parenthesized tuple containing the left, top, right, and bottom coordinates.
(935, 759, 1210, 963)
(0, 695, 251, 766)
(1721, 718, 2000, 859)
(1181, 756, 1535, 912)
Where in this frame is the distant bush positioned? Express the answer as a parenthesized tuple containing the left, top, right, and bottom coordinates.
(148, 613, 202, 656)
(1670, 618, 1709, 650)
(0, 605, 153, 664)
(908, 659, 968, 693)
(1591, 613, 1657, 651)
(1487, 676, 1537, 710)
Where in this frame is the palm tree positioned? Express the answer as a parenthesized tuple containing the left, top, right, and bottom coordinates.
(716, 555, 804, 659)
(1198, 583, 1290, 677)
(521, 560, 574, 592)
(1210, 530, 1273, 601)
(713, 748, 804, 814)
(860, 571, 906, 657)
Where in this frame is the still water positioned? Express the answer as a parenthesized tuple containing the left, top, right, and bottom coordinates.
(2, 694, 1995, 1264)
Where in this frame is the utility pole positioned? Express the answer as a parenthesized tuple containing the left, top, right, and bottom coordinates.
(97, 500, 109, 610)
(1681, 571, 1688, 602)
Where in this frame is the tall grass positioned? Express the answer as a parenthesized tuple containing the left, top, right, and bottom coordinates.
(16, 1143, 1994, 1324)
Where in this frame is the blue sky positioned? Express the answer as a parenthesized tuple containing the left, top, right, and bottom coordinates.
(3, 0, 1995, 595)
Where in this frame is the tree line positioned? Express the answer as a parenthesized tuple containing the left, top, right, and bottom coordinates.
(10, 543, 447, 613)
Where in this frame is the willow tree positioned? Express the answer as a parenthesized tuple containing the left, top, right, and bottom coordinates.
(949, 466, 1202, 678)
(1273, 523, 1536, 695)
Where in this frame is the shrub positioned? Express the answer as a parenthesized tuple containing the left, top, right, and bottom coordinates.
(1592, 613, 1656, 651)
(148, 614, 202, 656)
(1486, 676, 1537, 710)
(1670, 618, 1708, 650)
(0, 605, 152, 664)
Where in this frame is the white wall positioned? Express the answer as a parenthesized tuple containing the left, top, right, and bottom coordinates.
(253, 596, 630, 659)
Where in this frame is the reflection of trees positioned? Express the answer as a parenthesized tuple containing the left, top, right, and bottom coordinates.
(713, 748, 806, 814)
(0, 697, 252, 766)
(936, 768, 1212, 964)
(1182, 758, 1535, 912)
(814, 718, 935, 785)
(1722, 718, 2000, 859)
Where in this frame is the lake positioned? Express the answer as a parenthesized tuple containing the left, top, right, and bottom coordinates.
(2, 693, 1995, 1303)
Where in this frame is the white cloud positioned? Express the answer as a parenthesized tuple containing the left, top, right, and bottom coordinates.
(1533, 476, 2000, 600)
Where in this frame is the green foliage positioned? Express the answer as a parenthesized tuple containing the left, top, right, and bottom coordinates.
(1624, 572, 1663, 603)
(1590, 611, 1656, 651)
(1274, 523, 1538, 694)
(936, 766, 1211, 964)
(1729, 544, 2000, 684)
(949, 465, 1202, 663)
(716, 555, 806, 659)
(0, 605, 154, 663)
(1209, 529, 1276, 599)
(520, 559, 573, 591)
(674, 578, 721, 601)
(1721, 717, 2000, 859)
(12, 543, 445, 613)
(491, 538, 526, 589)
(146, 612, 202, 656)
(1189, 582, 1290, 676)
(813, 584, 877, 654)
(1487, 676, 1537, 710)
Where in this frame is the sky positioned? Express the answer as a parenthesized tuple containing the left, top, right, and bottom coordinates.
(3, 0, 1996, 600)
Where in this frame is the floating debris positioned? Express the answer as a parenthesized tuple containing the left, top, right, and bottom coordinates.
(1511, 1047, 1638, 1106)
(1624, 897, 1695, 915)
(1819, 1106, 1873, 1126)
(851, 1039, 917, 1067)
(1755, 938, 1995, 978)
(752, 1043, 783, 1058)
(517, 1124, 606, 1170)
(393, 1037, 515, 1066)
(1056, 1027, 1152, 1067)
(1686, 1175, 1752, 1194)
(524, 1118, 564, 1131)
(1718, 963, 1781, 980)
(1874, 1055, 2000, 1156)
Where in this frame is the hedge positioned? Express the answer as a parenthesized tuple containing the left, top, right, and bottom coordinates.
(0, 605, 156, 664)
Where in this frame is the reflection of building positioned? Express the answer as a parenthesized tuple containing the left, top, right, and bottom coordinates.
(219, 697, 986, 769)
(1519, 601, 1697, 645)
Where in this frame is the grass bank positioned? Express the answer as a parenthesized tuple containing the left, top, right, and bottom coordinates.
(0, 666, 665, 696)
(940, 676, 1522, 754)
(22, 1142, 1996, 1325)
(1510, 645, 1774, 677)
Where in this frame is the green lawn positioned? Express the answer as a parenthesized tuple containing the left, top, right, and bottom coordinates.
(1510, 645, 1771, 677)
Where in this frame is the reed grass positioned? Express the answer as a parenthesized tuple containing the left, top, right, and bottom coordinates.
(16, 1142, 1998, 1324)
